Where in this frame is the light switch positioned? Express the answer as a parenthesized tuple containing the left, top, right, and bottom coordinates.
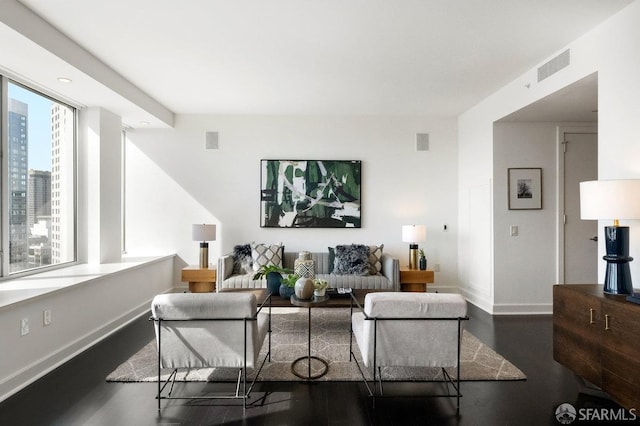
(510, 225, 518, 237)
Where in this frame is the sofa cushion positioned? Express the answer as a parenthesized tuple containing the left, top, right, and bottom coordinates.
(251, 242, 284, 271)
(232, 244, 253, 274)
(333, 244, 370, 275)
(368, 244, 384, 275)
(328, 247, 336, 273)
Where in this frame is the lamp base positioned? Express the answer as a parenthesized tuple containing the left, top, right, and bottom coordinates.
(603, 226, 633, 295)
(408, 244, 418, 270)
(199, 242, 209, 269)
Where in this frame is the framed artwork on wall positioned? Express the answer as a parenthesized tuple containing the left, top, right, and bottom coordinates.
(260, 159, 362, 228)
(508, 167, 542, 210)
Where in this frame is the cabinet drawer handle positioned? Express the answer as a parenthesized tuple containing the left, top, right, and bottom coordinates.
(605, 314, 611, 330)
(589, 308, 595, 324)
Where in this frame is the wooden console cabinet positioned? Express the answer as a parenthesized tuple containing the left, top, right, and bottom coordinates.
(553, 284, 640, 410)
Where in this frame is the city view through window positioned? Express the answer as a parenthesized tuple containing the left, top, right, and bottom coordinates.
(7, 82, 75, 274)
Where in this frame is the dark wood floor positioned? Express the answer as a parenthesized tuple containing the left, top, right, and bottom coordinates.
(0, 303, 627, 425)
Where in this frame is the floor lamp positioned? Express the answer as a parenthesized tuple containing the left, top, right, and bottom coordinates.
(402, 225, 426, 270)
(580, 180, 640, 295)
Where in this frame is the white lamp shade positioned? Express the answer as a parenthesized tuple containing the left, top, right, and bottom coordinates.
(402, 225, 426, 243)
(580, 180, 640, 220)
(192, 224, 216, 241)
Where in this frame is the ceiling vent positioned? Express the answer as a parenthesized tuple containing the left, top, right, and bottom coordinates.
(537, 49, 570, 82)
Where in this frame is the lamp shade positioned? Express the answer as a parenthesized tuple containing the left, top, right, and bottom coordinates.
(192, 224, 216, 241)
(402, 225, 426, 243)
(580, 180, 640, 220)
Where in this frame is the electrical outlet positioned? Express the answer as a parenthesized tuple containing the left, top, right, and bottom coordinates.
(44, 309, 52, 326)
(434, 263, 441, 272)
(20, 318, 29, 336)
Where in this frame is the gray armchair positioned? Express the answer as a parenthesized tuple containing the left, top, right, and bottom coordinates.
(150, 292, 271, 410)
(350, 292, 468, 413)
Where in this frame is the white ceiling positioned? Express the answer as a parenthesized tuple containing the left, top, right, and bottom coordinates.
(2, 0, 634, 126)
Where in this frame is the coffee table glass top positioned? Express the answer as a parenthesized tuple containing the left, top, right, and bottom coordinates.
(290, 294, 330, 307)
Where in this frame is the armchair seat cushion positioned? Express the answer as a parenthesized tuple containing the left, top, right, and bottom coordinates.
(151, 293, 269, 369)
(352, 292, 467, 368)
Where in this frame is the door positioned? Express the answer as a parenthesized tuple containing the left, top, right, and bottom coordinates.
(563, 131, 598, 284)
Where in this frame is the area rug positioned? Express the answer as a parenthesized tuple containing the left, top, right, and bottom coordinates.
(106, 308, 526, 383)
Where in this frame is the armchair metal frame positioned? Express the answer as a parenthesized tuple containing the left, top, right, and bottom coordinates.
(349, 294, 469, 414)
(150, 293, 272, 411)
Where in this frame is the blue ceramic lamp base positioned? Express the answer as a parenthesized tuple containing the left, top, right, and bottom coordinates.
(603, 226, 634, 295)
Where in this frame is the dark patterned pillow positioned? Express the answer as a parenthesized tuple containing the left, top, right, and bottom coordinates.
(332, 244, 370, 276)
(233, 244, 253, 274)
(328, 247, 335, 273)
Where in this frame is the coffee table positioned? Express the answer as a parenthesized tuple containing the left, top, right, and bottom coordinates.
(220, 288, 383, 308)
(289, 294, 330, 380)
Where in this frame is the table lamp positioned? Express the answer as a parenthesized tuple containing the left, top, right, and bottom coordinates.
(402, 225, 426, 269)
(580, 180, 640, 295)
(192, 224, 216, 268)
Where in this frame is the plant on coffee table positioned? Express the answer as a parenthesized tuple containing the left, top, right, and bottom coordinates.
(313, 279, 328, 296)
(279, 273, 299, 298)
(253, 265, 292, 295)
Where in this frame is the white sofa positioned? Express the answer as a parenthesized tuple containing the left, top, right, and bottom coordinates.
(217, 251, 399, 291)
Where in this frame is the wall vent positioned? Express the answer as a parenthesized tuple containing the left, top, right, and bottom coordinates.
(416, 133, 429, 151)
(537, 49, 570, 82)
(205, 131, 219, 149)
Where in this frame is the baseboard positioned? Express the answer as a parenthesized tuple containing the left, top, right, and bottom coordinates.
(458, 287, 494, 314)
(458, 287, 552, 315)
(0, 298, 154, 403)
(491, 303, 552, 315)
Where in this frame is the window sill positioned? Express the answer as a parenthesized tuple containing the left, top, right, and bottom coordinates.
(0, 254, 175, 311)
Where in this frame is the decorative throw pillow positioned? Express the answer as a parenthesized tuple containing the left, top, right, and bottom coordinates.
(251, 242, 284, 271)
(368, 244, 384, 275)
(328, 247, 335, 273)
(232, 244, 253, 274)
(332, 244, 370, 276)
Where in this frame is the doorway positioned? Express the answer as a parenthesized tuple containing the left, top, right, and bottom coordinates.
(559, 128, 598, 284)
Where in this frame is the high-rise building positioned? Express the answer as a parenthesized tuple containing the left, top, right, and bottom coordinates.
(28, 169, 51, 231)
(50, 103, 74, 264)
(8, 99, 29, 269)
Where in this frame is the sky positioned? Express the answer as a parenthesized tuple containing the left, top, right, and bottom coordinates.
(8, 82, 53, 172)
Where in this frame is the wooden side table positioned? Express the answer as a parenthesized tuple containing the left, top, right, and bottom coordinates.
(181, 266, 217, 293)
(399, 268, 434, 292)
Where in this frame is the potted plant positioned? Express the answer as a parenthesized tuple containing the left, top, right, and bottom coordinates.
(279, 273, 299, 298)
(313, 279, 328, 297)
(252, 265, 292, 296)
(418, 248, 427, 271)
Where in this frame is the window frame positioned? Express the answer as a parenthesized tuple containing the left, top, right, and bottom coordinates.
(0, 75, 79, 279)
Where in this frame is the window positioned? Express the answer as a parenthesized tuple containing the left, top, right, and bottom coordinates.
(4, 79, 76, 275)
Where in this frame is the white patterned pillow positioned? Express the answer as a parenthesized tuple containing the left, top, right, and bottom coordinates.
(368, 244, 384, 275)
(251, 242, 284, 271)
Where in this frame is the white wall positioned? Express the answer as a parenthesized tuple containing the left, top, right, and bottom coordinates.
(125, 115, 460, 289)
(1, 105, 176, 402)
(458, 1, 640, 313)
(0, 257, 174, 402)
(492, 122, 586, 313)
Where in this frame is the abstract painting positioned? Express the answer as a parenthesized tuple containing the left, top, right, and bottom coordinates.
(260, 160, 361, 228)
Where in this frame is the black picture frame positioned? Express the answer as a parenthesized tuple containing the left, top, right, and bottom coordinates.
(508, 168, 542, 210)
(260, 159, 362, 228)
